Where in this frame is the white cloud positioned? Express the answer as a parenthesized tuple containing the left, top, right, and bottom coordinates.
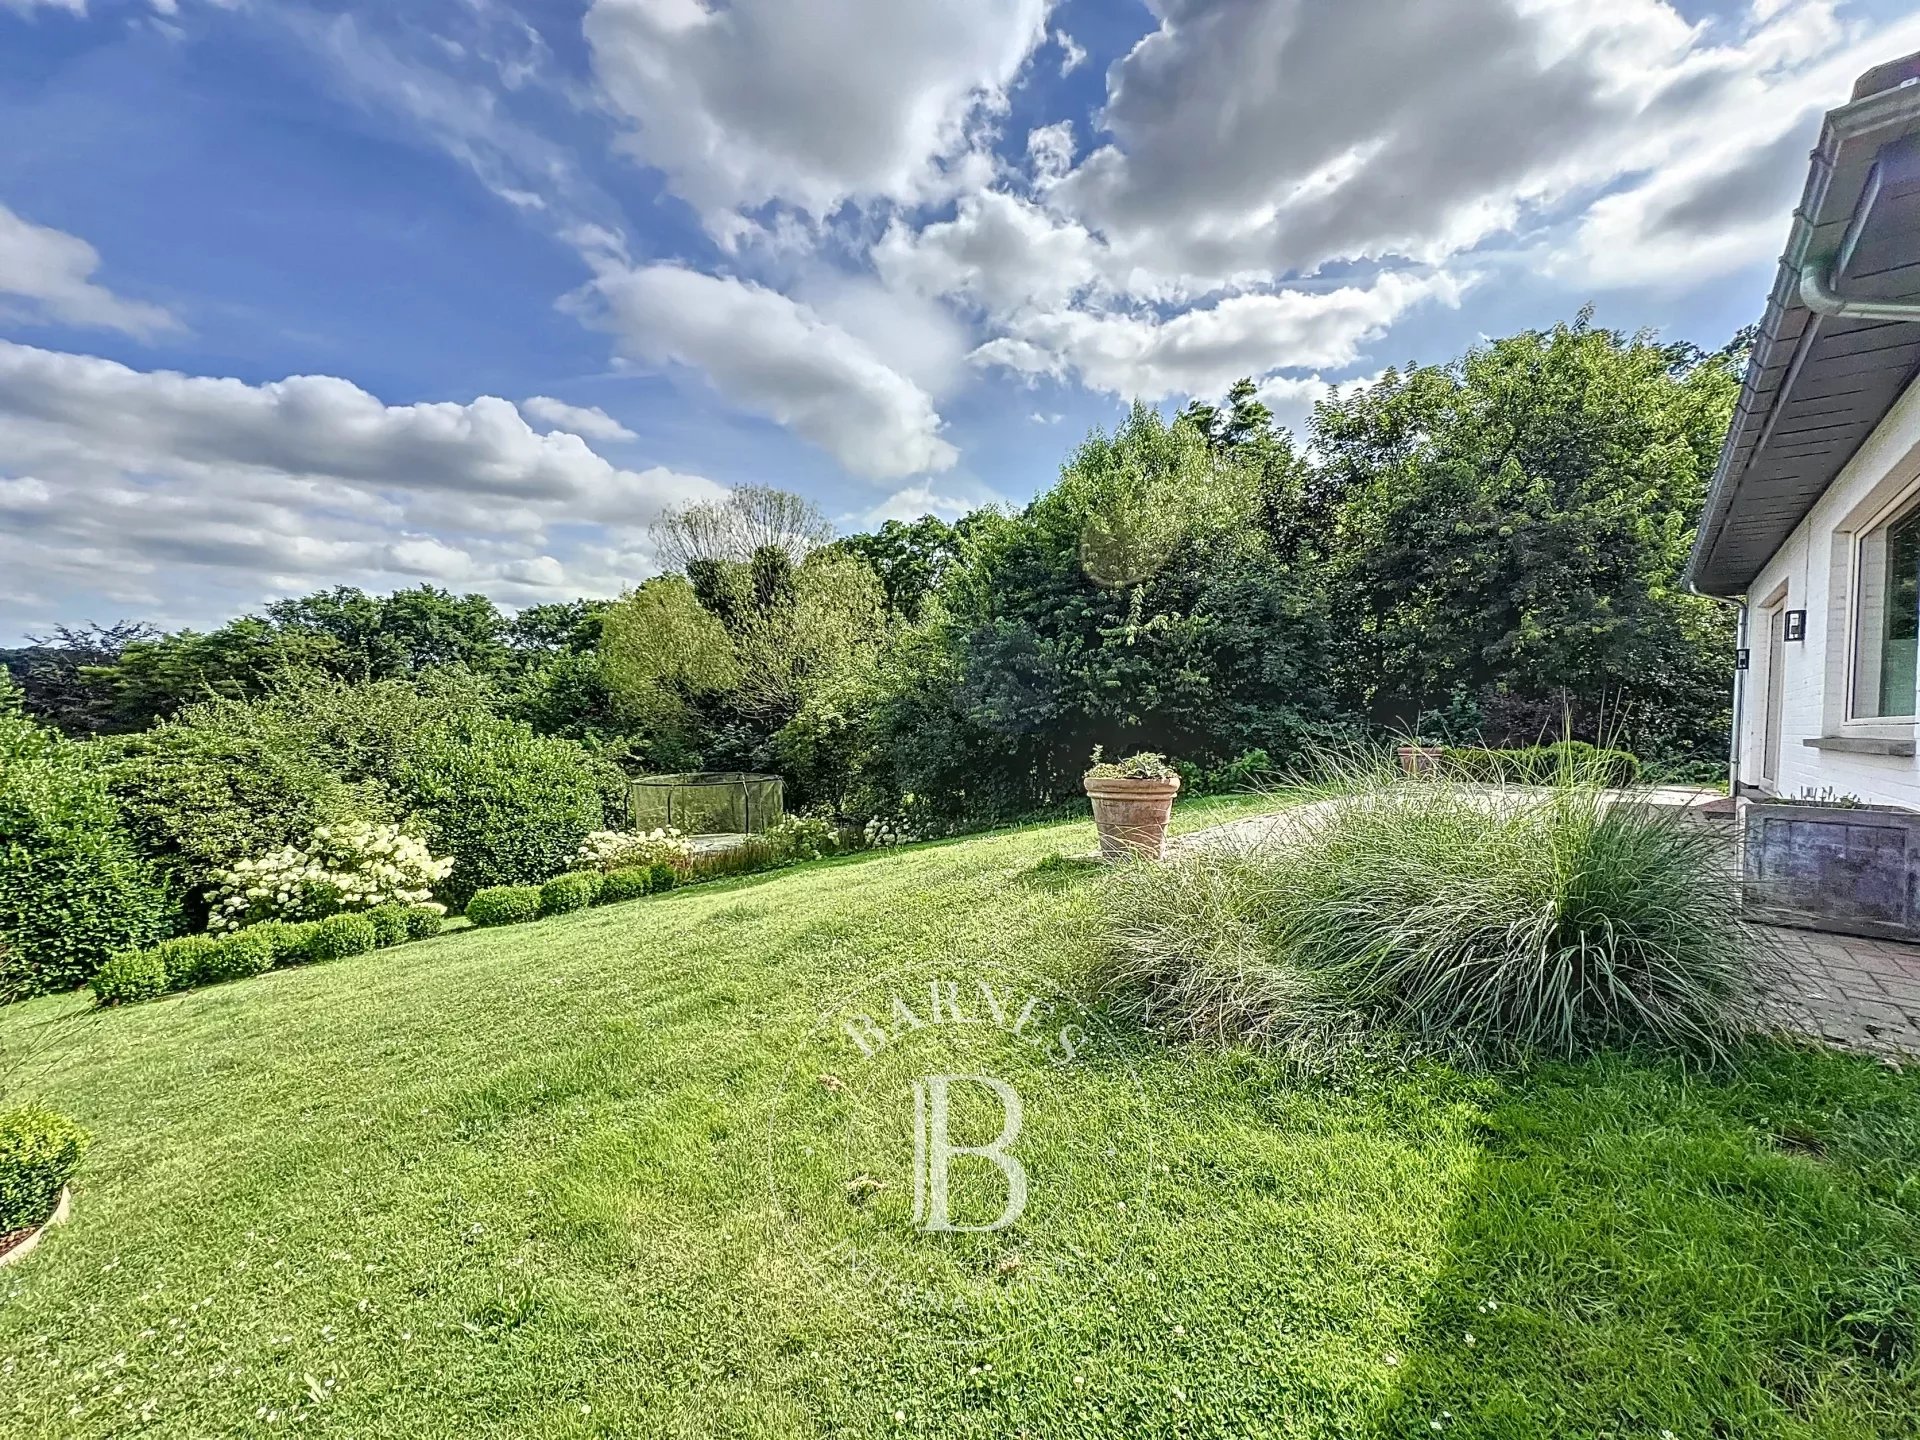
(874, 190, 1105, 318)
(1054, 29, 1086, 76)
(522, 395, 636, 441)
(860, 483, 989, 526)
(0, 0, 86, 14)
(574, 261, 959, 480)
(0, 204, 178, 337)
(972, 269, 1464, 400)
(0, 340, 721, 628)
(583, 0, 1052, 232)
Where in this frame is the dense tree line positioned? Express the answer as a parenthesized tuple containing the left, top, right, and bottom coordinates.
(4, 315, 1741, 826)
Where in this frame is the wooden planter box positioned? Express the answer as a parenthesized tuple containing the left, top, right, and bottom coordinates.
(1396, 744, 1443, 778)
(1743, 799, 1920, 940)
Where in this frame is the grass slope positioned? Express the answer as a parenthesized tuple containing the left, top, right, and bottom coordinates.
(0, 795, 1915, 1438)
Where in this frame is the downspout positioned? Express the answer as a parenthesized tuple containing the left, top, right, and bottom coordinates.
(1688, 583, 1748, 799)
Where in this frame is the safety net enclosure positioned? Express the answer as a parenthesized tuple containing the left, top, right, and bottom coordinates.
(626, 772, 785, 835)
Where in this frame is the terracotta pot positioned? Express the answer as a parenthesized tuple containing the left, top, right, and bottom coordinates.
(1083, 774, 1182, 861)
(1397, 744, 1443, 778)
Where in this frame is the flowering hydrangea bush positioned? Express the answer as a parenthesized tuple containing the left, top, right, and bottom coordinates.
(208, 821, 452, 933)
(861, 815, 919, 848)
(768, 815, 840, 862)
(576, 828, 694, 874)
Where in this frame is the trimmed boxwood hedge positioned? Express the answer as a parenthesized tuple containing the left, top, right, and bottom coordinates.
(90, 947, 170, 1005)
(0, 1105, 89, 1232)
(363, 904, 411, 949)
(198, 927, 276, 983)
(596, 867, 654, 904)
(308, 913, 378, 961)
(465, 885, 542, 927)
(401, 905, 444, 941)
(539, 871, 602, 917)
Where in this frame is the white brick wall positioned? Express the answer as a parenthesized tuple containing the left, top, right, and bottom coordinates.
(1737, 375, 1920, 806)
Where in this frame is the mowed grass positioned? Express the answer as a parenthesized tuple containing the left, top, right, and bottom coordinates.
(0, 794, 1916, 1438)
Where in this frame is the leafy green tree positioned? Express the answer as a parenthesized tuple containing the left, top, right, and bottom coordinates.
(828, 515, 977, 620)
(1309, 315, 1738, 759)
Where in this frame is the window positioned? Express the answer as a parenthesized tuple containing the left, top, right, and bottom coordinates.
(1854, 504, 1920, 718)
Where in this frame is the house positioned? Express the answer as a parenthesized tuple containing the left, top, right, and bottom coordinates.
(1687, 51, 1920, 806)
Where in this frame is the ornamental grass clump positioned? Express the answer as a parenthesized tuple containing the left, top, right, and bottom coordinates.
(1106, 751, 1775, 1064)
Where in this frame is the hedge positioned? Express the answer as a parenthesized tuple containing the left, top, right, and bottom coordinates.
(466, 885, 542, 927)
(1, 686, 172, 1000)
(0, 1105, 89, 1232)
(539, 871, 602, 917)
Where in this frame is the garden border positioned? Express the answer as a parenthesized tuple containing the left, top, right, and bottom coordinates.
(0, 1186, 72, 1269)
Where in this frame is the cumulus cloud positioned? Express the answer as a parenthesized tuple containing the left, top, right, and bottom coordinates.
(972, 269, 1464, 400)
(574, 261, 959, 480)
(0, 204, 178, 337)
(874, 190, 1106, 318)
(522, 395, 636, 441)
(1053, 29, 1086, 76)
(0, 340, 721, 629)
(583, 0, 1052, 231)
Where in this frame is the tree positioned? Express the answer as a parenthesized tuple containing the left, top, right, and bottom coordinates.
(650, 485, 834, 573)
(1, 621, 158, 736)
(1309, 316, 1739, 759)
(827, 515, 974, 620)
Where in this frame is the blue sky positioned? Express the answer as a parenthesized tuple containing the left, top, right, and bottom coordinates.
(3, 0, 1919, 641)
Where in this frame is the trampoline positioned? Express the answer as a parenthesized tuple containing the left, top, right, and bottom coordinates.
(627, 772, 784, 835)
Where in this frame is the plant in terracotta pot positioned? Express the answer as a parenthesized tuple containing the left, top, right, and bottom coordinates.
(1083, 748, 1182, 861)
(1396, 736, 1445, 778)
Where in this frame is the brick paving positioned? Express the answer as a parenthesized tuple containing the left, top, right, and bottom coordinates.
(1762, 927, 1920, 1058)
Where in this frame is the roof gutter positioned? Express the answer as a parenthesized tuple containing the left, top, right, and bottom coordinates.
(1799, 261, 1920, 320)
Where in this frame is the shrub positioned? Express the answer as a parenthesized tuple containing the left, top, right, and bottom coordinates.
(767, 814, 838, 862)
(397, 716, 606, 906)
(0, 1105, 89, 1231)
(149, 934, 221, 990)
(206, 822, 452, 933)
(596, 867, 654, 904)
(90, 948, 169, 1006)
(198, 928, 276, 984)
(576, 828, 694, 875)
(540, 871, 602, 916)
(1105, 756, 1773, 1064)
(401, 905, 443, 941)
(307, 912, 378, 961)
(466, 885, 542, 927)
(0, 685, 172, 1000)
(248, 920, 320, 964)
(363, 904, 411, 948)
(859, 815, 919, 848)
(100, 715, 374, 916)
(648, 864, 680, 893)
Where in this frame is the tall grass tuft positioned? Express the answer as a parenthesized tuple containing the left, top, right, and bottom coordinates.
(1105, 749, 1777, 1064)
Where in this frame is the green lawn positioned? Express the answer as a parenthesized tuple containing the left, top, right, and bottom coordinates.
(2, 795, 1918, 1438)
